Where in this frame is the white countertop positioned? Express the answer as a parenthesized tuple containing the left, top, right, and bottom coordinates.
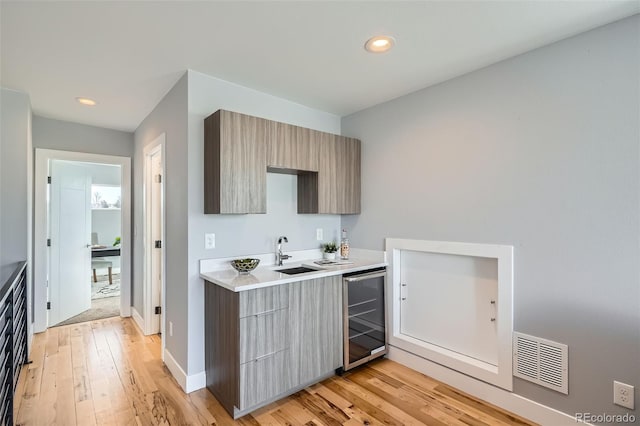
(200, 252, 386, 292)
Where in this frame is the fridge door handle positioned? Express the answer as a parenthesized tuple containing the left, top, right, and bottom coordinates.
(344, 271, 387, 283)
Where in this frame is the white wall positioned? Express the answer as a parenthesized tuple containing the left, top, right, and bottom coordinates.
(186, 70, 342, 377)
(90, 163, 122, 270)
(342, 15, 639, 421)
(89, 163, 121, 186)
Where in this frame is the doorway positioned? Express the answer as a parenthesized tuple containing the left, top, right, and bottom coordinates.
(33, 149, 131, 332)
(49, 161, 123, 327)
(143, 139, 164, 336)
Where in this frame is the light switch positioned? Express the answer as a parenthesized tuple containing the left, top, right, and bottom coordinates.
(205, 233, 215, 249)
(316, 228, 323, 241)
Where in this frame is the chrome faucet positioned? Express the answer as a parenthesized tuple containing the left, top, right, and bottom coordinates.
(276, 236, 291, 266)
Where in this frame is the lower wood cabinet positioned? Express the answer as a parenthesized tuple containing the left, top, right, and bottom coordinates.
(205, 276, 342, 418)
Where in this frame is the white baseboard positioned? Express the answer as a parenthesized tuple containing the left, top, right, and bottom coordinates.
(163, 348, 206, 394)
(131, 308, 144, 333)
(388, 346, 587, 426)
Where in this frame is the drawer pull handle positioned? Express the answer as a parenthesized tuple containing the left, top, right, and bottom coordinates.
(254, 351, 277, 362)
(254, 309, 277, 317)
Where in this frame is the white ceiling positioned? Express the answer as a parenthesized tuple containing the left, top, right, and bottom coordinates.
(1, 1, 638, 132)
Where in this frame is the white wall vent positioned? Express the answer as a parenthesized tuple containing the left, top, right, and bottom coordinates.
(513, 332, 568, 394)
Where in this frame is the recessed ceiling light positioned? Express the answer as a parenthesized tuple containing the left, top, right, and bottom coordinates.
(364, 35, 395, 53)
(76, 97, 97, 106)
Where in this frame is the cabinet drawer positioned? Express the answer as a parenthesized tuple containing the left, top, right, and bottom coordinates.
(239, 349, 293, 410)
(239, 285, 288, 318)
(239, 308, 289, 364)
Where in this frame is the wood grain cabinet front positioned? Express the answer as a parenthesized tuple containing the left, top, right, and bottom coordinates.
(204, 110, 270, 214)
(204, 109, 361, 215)
(238, 284, 289, 318)
(267, 122, 319, 172)
(205, 276, 342, 418)
(239, 308, 289, 364)
(298, 134, 361, 214)
(239, 349, 293, 410)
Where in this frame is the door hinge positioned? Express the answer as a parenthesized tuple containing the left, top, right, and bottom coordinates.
(47, 176, 51, 184)
(154, 240, 162, 249)
(155, 306, 161, 315)
(47, 238, 51, 247)
(155, 174, 162, 183)
(46, 302, 51, 310)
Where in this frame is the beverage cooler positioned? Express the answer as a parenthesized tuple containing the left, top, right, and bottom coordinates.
(340, 267, 387, 372)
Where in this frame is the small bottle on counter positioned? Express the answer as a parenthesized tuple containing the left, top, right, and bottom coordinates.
(340, 229, 350, 260)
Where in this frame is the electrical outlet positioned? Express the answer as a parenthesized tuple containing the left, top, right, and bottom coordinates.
(316, 228, 323, 241)
(205, 233, 215, 249)
(614, 381, 635, 409)
(169, 321, 174, 337)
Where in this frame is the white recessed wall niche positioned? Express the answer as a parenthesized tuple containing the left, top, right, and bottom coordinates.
(386, 238, 514, 390)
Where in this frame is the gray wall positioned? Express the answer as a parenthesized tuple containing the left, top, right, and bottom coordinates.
(186, 70, 341, 375)
(133, 70, 341, 377)
(133, 73, 189, 366)
(1, 88, 31, 267)
(0, 88, 33, 340)
(33, 115, 134, 158)
(342, 16, 639, 421)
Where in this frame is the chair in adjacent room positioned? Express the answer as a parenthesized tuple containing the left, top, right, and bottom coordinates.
(91, 232, 113, 284)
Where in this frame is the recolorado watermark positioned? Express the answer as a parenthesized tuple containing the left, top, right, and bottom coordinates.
(575, 412, 635, 423)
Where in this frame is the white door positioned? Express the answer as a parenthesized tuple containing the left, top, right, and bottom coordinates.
(49, 160, 92, 325)
(150, 149, 163, 334)
(399, 250, 499, 365)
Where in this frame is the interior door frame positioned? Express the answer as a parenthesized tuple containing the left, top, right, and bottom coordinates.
(142, 134, 166, 340)
(34, 149, 132, 332)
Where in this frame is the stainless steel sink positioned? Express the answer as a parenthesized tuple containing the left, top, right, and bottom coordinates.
(275, 266, 319, 275)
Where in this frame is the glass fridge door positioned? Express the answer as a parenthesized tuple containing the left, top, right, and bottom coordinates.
(344, 270, 386, 369)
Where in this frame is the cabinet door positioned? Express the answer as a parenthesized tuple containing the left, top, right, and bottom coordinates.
(238, 284, 289, 318)
(315, 135, 361, 214)
(336, 136, 361, 214)
(290, 276, 342, 384)
(239, 308, 289, 364)
(204, 110, 268, 214)
(267, 122, 319, 172)
(239, 349, 292, 410)
(238, 286, 294, 411)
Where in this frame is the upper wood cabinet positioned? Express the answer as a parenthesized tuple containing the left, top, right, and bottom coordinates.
(299, 134, 361, 214)
(204, 110, 269, 214)
(205, 109, 361, 215)
(267, 122, 319, 172)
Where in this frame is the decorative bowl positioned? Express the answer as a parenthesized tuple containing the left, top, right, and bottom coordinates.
(230, 258, 260, 274)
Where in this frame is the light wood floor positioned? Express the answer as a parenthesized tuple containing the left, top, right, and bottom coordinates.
(14, 317, 536, 425)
